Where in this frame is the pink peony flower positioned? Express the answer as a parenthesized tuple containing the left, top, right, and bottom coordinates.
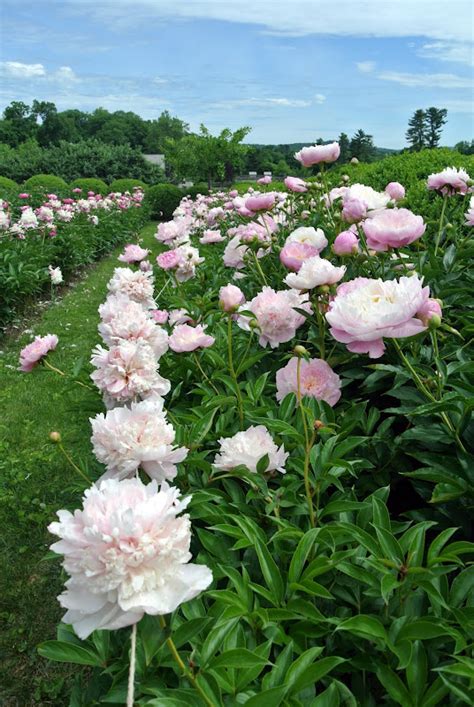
(118, 243, 150, 263)
(285, 256, 346, 290)
(169, 324, 215, 352)
(427, 167, 471, 195)
(280, 241, 320, 271)
(257, 176, 272, 185)
(98, 295, 169, 357)
(140, 260, 152, 272)
(285, 226, 328, 252)
(385, 182, 405, 201)
(284, 176, 307, 193)
(341, 198, 367, 224)
(229, 189, 238, 198)
(295, 142, 340, 167)
(91, 399, 187, 482)
(214, 425, 288, 474)
(276, 357, 341, 406)
(107, 268, 155, 309)
(156, 249, 182, 270)
(90, 341, 170, 404)
(151, 309, 169, 324)
(48, 478, 212, 639)
(326, 275, 430, 358)
(237, 287, 311, 348)
(465, 195, 474, 226)
(19, 334, 58, 372)
(200, 229, 225, 244)
(219, 284, 245, 312)
(245, 193, 276, 212)
(18, 193, 30, 199)
(416, 298, 442, 326)
(169, 309, 193, 326)
(362, 208, 426, 251)
(333, 230, 360, 255)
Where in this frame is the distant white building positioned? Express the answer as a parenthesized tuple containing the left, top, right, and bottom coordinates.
(143, 154, 166, 169)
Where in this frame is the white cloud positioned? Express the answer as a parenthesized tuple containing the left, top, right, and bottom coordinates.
(314, 94, 326, 104)
(214, 97, 311, 109)
(441, 99, 474, 113)
(0, 61, 46, 78)
(81, 0, 474, 43)
(377, 71, 473, 88)
(54, 66, 78, 82)
(417, 41, 474, 66)
(357, 61, 376, 73)
(153, 76, 168, 85)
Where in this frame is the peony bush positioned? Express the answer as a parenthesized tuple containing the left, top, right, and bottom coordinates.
(22, 145, 474, 705)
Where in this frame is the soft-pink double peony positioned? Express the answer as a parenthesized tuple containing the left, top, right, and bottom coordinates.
(326, 275, 430, 358)
(48, 479, 212, 638)
(333, 230, 359, 255)
(427, 167, 471, 195)
(118, 243, 150, 263)
(19, 334, 58, 372)
(385, 182, 405, 201)
(169, 324, 215, 352)
(284, 176, 307, 193)
(276, 357, 341, 406)
(279, 241, 320, 271)
(285, 256, 346, 290)
(295, 142, 340, 166)
(214, 425, 288, 474)
(362, 208, 426, 251)
(237, 287, 311, 348)
(245, 193, 276, 212)
(219, 284, 245, 312)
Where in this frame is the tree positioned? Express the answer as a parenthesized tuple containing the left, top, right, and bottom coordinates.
(455, 139, 474, 155)
(406, 109, 427, 151)
(350, 129, 375, 162)
(145, 111, 189, 153)
(425, 107, 448, 148)
(1, 101, 37, 145)
(337, 132, 351, 163)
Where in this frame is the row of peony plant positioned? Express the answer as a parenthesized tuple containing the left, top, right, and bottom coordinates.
(21, 143, 474, 704)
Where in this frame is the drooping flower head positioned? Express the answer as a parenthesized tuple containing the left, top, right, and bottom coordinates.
(48, 478, 212, 638)
(276, 357, 342, 406)
(333, 230, 360, 255)
(48, 265, 63, 285)
(284, 176, 307, 193)
(169, 324, 215, 352)
(214, 425, 288, 474)
(326, 275, 430, 358)
(91, 399, 188, 482)
(245, 193, 276, 212)
(19, 334, 58, 372)
(237, 287, 311, 348)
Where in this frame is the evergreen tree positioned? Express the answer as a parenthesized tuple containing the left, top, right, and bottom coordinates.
(349, 129, 375, 162)
(337, 132, 351, 162)
(425, 107, 448, 148)
(406, 109, 427, 151)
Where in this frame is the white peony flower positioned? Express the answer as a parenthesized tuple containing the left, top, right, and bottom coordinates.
(214, 425, 288, 474)
(107, 267, 155, 308)
(285, 226, 328, 252)
(284, 257, 346, 290)
(98, 294, 168, 358)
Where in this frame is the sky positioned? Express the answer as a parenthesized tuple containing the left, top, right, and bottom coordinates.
(0, 0, 473, 148)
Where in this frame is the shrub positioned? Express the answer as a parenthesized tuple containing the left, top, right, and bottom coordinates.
(182, 182, 209, 199)
(109, 178, 148, 193)
(69, 178, 109, 195)
(0, 176, 19, 199)
(23, 174, 69, 196)
(146, 183, 183, 219)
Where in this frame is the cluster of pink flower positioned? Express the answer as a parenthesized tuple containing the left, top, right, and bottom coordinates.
(0, 188, 144, 240)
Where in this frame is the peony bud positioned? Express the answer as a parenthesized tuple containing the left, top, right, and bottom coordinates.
(293, 345, 308, 357)
(49, 431, 61, 443)
(219, 284, 245, 312)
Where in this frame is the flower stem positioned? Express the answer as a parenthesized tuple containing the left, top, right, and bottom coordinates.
(126, 622, 137, 707)
(252, 251, 268, 286)
(227, 315, 244, 428)
(43, 359, 93, 390)
(313, 296, 326, 359)
(297, 357, 316, 527)
(192, 352, 219, 394)
(158, 616, 216, 707)
(434, 194, 448, 256)
(58, 443, 91, 484)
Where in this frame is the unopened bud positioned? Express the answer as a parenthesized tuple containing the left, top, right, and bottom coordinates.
(293, 345, 308, 357)
(49, 431, 61, 443)
(317, 285, 330, 295)
(249, 319, 260, 329)
(428, 314, 442, 330)
(314, 420, 325, 430)
(445, 223, 454, 231)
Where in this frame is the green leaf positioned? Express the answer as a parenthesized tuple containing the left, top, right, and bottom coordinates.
(140, 615, 165, 666)
(37, 640, 103, 667)
(172, 617, 213, 650)
(243, 686, 288, 706)
(290, 657, 346, 694)
(420, 676, 449, 707)
(288, 528, 321, 584)
(285, 646, 325, 688)
(256, 453, 270, 474)
(406, 641, 427, 705)
(450, 566, 474, 607)
(200, 618, 240, 667)
(209, 648, 269, 670)
(336, 615, 388, 642)
(254, 539, 285, 605)
(376, 665, 414, 706)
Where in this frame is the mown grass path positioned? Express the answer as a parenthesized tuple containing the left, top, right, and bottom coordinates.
(0, 222, 159, 705)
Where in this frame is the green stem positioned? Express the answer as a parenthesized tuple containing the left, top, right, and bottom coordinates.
(158, 616, 216, 707)
(227, 315, 244, 428)
(236, 329, 254, 375)
(58, 443, 91, 484)
(313, 296, 326, 359)
(434, 194, 448, 256)
(252, 251, 268, 286)
(430, 330, 443, 398)
(43, 359, 93, 390)
(192, 352, 219, 394)
(297, 357, 316, 527)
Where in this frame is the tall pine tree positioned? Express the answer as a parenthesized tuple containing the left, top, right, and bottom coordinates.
(425, 107, 448, 148)
(406, 109, 427, 151)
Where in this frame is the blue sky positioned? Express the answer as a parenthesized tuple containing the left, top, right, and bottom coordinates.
(0, 0, 472, 148)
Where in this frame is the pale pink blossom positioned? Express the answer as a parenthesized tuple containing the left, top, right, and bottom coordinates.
(19, 334, 58, 372)
(107, 268, 155, 308)
(328, 184, 391, 214)
(245, 193, 276, 212)
(91, 400, 187, 482)
(285, 256, 346, 290)
(151, 309, 169, 324)
(214, 425, 288, 474)
(169, 309, 193, 327)
(219, 284, 245, 312)
(276, 357, 341, 406)
(257, 176, 272, 185)
(140, 260, 152, 272)
(326, 275, 430, 358)
(416, 298, 442, 326)
(284, 176, 307, 193)
(280, 242, 320, 271)
(427, 167, 471, 195)
(48, 479, 212, 639)
(295, 142, 340, 166)
(362, 208, 426, 251)
(156, 249, 182, 270)
(90, 341, 170, 403)
(341, 198, 367, 224)
(169, 324, 215, 352)
(385, 182, 405, 201)
(118, 243, 150, 263)
(333, 230, 360, 255)
(465, 195, 474, 226)
(19, 208, 38, 229)
(237, 287, 311, 348)
(200, 229, 225, 244)
(223, 235, 248, 269)
(285, 226, 328, 252)
(98, 295, 168, 357)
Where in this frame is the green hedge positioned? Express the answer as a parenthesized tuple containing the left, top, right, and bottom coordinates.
(109, 178, 148, 193)
(22, 174, 69, 196)
(0, 176, 19, 200)
(182, 183, 209, 199)
(145, 184, 183, 220)
(69, 178, 109, 195)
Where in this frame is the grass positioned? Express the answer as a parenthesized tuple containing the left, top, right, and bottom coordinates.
(0, 222, 160, 705)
